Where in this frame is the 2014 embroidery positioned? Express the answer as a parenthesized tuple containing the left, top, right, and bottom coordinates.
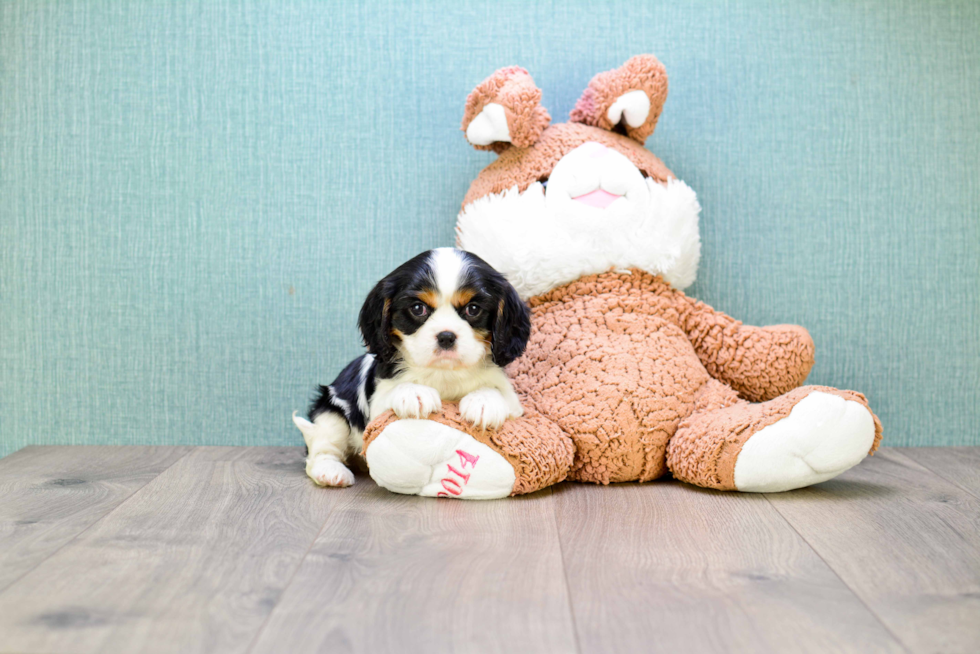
(437, 449, 480, 497)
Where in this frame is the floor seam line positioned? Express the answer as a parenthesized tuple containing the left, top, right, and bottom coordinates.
(762, 493, 914, 654)
(552, 485, 585, 654)
(0, 445, 196, 597)
(892, 449, 980, 501)
(243, 476, 347, 654)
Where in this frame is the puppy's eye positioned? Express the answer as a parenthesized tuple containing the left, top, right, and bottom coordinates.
(410, 302, 428, 318)
(464, 303, 482, 318)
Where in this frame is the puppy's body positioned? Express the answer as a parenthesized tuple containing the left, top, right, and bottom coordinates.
(294, 248, 530, 487)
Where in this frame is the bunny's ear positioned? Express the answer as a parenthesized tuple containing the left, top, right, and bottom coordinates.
(569, 55, 668, 146)
(462, 66, 551, 153)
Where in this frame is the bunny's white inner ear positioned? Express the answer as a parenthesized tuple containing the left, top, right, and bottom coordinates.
(606, 90, 651, 128)
(466, 103, 512, 146)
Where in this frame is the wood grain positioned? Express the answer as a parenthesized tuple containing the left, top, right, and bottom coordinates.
(0, 447, 338, 654)
(896, 446, 980, 500)
(2, 446, 978, 654)
(554, 479, 904, 654)
(248, 477, 578, 654)
(0, 446, 190, 593)
(766, 449, 980, 654)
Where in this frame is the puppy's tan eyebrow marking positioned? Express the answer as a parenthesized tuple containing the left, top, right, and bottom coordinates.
(451, 289, 476, 307)
(417, 290, 439, 307)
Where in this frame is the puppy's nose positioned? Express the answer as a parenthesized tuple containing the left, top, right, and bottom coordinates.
(436, 331, 457, 349)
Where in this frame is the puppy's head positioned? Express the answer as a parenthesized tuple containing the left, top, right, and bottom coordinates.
(358, 248, 530, 370)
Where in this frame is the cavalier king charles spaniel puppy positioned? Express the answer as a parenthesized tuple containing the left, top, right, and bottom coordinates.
(293, 248, 531, 487)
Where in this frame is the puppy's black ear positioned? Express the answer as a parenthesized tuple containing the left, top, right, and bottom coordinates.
(358, 278, 395, 361)
(492, 282, 531, 367)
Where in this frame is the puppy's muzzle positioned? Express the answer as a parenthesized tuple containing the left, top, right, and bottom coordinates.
(436, 331, 457, 350)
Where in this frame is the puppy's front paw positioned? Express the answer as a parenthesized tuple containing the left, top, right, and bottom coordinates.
(307, 456, 355, 488)
(460, 388, 512, 430)
(389, 383, 442, 419)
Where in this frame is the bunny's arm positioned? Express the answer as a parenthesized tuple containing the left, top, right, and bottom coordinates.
(671, 293, 816, 403)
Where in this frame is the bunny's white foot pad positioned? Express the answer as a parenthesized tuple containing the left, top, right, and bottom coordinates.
(734, 392, 876, 493)
(366, 420, 515, 500)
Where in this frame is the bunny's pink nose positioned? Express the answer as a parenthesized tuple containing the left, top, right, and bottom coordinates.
(566, 141, 623, 208)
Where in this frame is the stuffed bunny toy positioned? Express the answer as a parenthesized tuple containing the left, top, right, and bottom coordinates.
(361, 55, 882, 499)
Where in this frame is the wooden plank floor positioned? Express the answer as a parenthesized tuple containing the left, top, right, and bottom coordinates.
(0, 446, 976, 654)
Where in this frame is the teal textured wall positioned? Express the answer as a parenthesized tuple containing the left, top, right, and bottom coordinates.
(1, 0, 978, 458)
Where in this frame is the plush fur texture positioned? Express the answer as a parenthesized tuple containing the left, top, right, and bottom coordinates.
(508, 271, 880, 484)
(361, 55, 883, 498)
(365, 271, 882, 493)
(460, 122, 674, 208)
(570, 54, 668, 145)
(457, 175, 701, 299)
(667, 382, 881, 491)
(365, 402, 574, 497)
(461, 66, 551, 153)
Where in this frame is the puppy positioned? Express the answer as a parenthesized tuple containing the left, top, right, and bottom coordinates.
(293, 248, 531, 487)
